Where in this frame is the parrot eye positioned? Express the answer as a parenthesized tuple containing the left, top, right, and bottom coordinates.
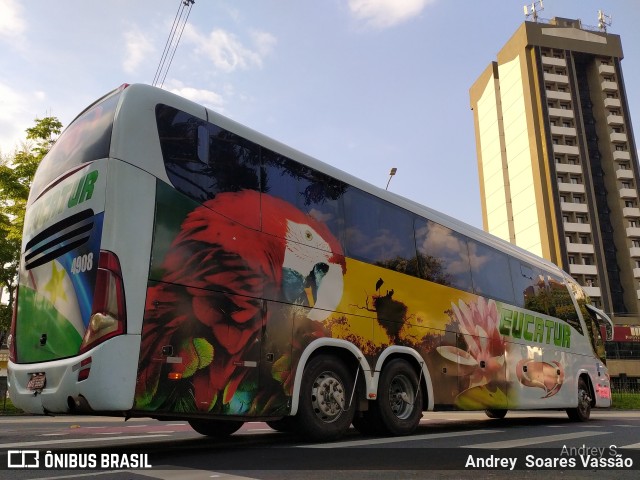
(305, 230, 313, 241)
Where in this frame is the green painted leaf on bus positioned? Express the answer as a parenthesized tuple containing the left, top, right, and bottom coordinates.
(15, 287, 83, 362)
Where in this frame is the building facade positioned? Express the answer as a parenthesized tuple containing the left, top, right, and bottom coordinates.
(470, 17, 640, 322)
(470, 17, 640, 388)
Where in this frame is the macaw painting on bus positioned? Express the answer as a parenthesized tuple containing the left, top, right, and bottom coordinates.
(134, 178, 576, 417)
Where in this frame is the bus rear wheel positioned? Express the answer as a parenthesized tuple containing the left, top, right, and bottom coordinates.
(371, 359, 422, 436)
(485, 409, 507, 419)
(296, 354, 355, 441)
(566, 378, 591, 421)
(188, 419, 244, 438)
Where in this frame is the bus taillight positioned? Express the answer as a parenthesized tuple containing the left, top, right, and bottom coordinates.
(79, 250, 127, 353)
(8, 286, 18, 362)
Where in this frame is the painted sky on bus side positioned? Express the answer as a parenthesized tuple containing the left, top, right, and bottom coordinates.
(1, 0, 639, 229)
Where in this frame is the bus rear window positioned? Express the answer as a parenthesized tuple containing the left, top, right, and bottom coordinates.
(28, 91, 120, 203)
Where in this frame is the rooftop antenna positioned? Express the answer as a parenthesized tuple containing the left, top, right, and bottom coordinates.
(598, 10, 612, 32)
(524, 0, 544, 22)
(386, 167, 397, 190)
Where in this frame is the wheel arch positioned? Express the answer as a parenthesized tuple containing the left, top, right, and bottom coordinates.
(576, 370, 597, 407)
(289, 338, 372, 416)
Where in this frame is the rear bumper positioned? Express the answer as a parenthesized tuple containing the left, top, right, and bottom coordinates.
(8, 334, 140, 414)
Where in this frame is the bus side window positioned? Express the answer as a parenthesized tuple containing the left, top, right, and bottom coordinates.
(548, 275, 583, 334)
(468, 241, 515, 304)
(156, 105, 261, 228)
(511, 260, 551, 315)
(414, 218, 472, 291)
(343, 188, 416, 274)
(261, 150, 347, 246)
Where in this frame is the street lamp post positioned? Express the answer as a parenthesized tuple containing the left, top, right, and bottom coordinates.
(386, 167, 397, 190)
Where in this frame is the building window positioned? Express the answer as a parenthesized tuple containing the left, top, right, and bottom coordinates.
(622, 181, 632, 189)
(583, 257, 592, 265)
(630, 220, 638, 228)
(569, 256, 576, 264)
(625, 201, 635, 208)
(632, 240, 640, 248)
(580, 235, 589, 244)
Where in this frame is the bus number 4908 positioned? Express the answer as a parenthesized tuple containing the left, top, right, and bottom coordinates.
(71, 253, 93, 274)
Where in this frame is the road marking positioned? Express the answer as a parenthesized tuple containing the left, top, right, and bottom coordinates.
(300, 429, 501, 448)
(621, 442, 640, 449)
(97, 432, 122, 435)
(28, 467, 258, 480)
(153, 431, 176, 434)
(463, 431, 610, 449)
(41, 433, 68, 436)
(0, 434, 169, 449)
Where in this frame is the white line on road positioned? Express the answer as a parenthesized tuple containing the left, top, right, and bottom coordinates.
(0, 434, 169, 449)
(300, 429, 501, 448)
(32, 467, 259, 480)
(621, 442, 640, 449)
(462, 430, 610, 449)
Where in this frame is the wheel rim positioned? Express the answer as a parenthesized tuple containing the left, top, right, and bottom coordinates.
(310, 370, 346, 423)
(578, 385, 591, 417)
(388, 374, 415, 420)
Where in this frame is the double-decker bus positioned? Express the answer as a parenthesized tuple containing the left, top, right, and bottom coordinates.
(8, 84, 614, 441)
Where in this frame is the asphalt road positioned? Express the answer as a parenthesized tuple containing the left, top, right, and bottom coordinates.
(1, 410, 639, 479)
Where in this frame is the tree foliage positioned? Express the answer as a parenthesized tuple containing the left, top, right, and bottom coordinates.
(0, 116, 62, 342)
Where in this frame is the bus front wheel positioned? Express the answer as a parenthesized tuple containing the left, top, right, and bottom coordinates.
(371, 359, 423, 436)
(188, 419, 244, 438)
(566, 378, 591, 421)
(485, 409, 507, 419)
(296, 354, 356, 441)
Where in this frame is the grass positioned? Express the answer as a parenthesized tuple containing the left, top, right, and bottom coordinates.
(611, 392, 640, 410)
(0, 394, 24, 415)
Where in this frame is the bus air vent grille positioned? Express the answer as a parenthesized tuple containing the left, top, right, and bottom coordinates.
(24, 209, 95, 270)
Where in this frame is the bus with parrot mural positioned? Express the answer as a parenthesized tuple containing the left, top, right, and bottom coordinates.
(8, 84, 614, 441)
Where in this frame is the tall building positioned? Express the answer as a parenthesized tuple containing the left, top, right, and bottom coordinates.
(470, 17, 640, 327)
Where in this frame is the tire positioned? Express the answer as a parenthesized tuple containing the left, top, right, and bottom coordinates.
(485, 409, 508, 419)
(296, 354, 356, 441)
(566, 378, 592, 422)
(188, 419, 244, 438)
(267, 417, 297, 432)
(371, 359, 423, 436)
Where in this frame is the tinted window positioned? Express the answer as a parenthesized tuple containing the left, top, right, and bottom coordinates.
(157, 105, 260, 204)
(414, 218, 472, 290)
(510, 259, 550, 315)
(157, 105, 261, 227)
(29, 91, 120, 203)
(262, 150, 347, 243)
(547, 275, 581, 332)
(344, 189, 415, 272)
(468, 241, 515, 303)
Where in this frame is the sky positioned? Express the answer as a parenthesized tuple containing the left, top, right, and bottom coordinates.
(1, 0, 639, 229)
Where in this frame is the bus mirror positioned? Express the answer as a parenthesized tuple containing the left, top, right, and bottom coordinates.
(197, 125, 209, 164)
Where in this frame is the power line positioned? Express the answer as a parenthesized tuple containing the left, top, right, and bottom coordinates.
(152, 0, 195, 88)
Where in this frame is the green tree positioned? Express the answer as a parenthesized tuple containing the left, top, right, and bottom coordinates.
(0, 116, 62, 343)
